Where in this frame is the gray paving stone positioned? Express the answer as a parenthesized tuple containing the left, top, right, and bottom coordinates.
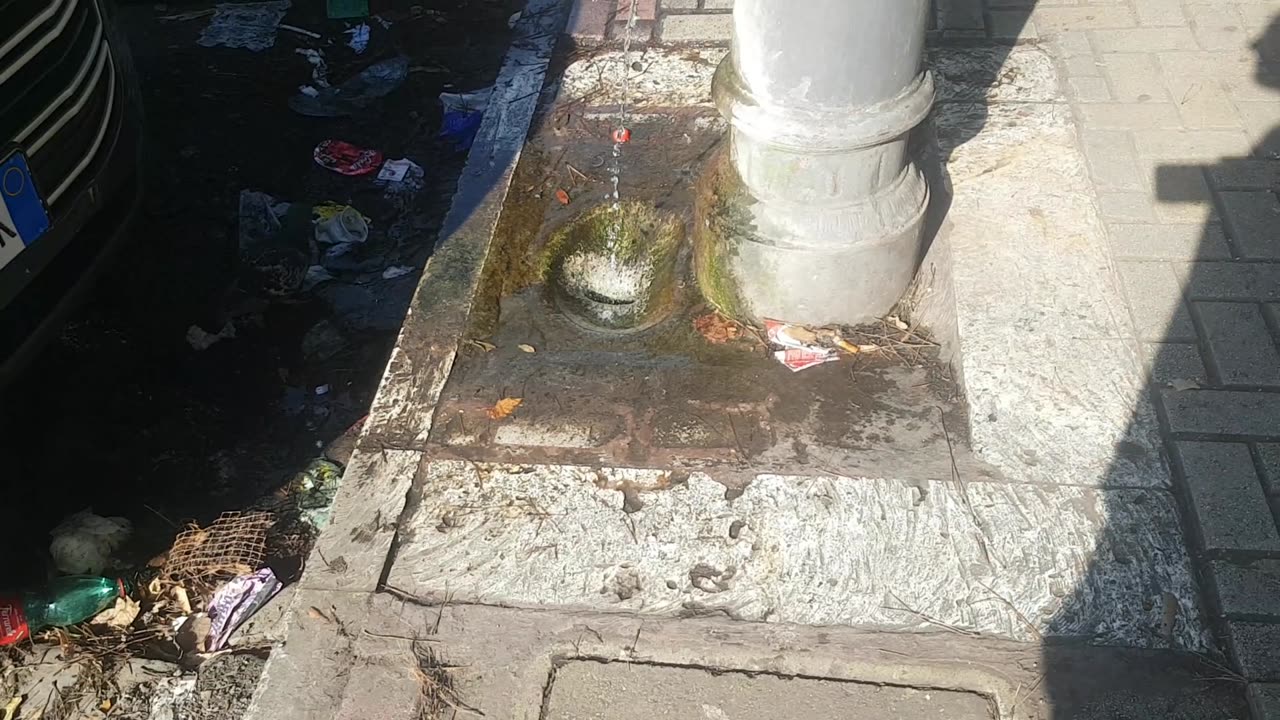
(655, 13, 731, 42)
(1031, 6, 1136, 33)
(1090, 27, 1199, 53)
(1208, 559, 1280, 618)
(1173, 442, 1280, 552)
(660, 0, 697, 7)
(1148, 161, 1217, 223)
(1102, 54, 1168, 103)
(1133, 129, 1253, 160)
(1132, 0, 1185, 27)
(1099, 192, 1158, 223)
(1164, 390, 1280, 438)
(1144, 343, 1207, 385)
(701, 0, 733, 7)
(1180, 263, 1280, 302)
(1079, 103, 1184, 130)
(1220, 191, 1280, 260)
(1108, 223, 1231, 260)
(1237, 102, 1280, 158)
(987, 12, 1038, 42)
(1067, 76, 1114, 103)
(1258, 444, 1280, 495)
(1197, 302, 1280, 387)
(1227, 622, 1280, 681)
(935, 0, 986, 31)
(1249, 684, 1280, 720)
(1118, 261, 1197, 341)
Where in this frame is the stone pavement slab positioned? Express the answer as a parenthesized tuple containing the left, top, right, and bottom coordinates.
(544, 662, 996, 719)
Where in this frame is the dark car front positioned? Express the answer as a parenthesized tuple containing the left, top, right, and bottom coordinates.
(0, 0, 143, 385)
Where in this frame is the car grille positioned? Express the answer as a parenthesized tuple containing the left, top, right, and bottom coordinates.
(1, 0, 119, 209)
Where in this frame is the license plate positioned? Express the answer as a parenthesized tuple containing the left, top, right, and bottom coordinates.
(0, 149, 52, 272)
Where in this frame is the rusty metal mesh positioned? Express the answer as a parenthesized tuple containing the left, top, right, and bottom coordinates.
(162, 511, 274, 586)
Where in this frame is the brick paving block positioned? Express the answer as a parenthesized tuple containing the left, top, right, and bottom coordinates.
(987, 12, 1038, 42)
(1053, 30, 1093, 57)
(1155, 57, 1241, 129)
(1197, 302, 1280, 386)
(615, 0, 655, 20)
(1079, 103, 1184, 130)
(1099, 192, 1158, 223)
(1091, 28, 1198, 53)
(1163, 390, 1280, 439)
(1237, 102, 1280, 158)
(1030, 6, 1135, 33)
(1260, 444, 1280, 495)
(1101, 53, 1168, 103)
(1209, 559, 1280, 618)
(1221, 191, 1280, 260)
(1250, 684, 1280, 720)
(609, 18, 653, 42)
(1145, 161, 1217, 224)
(1108, 223, 1231, 260)
(1144, 343, 1207, 385)
(935, 0, 985, 31)
(1182, 263, 1280, 302)
(1133, 129, 1253, 160)
(1208, 160, 1280, 191)
(1227, 622, 1280, 681)
(1184, 3, 1249, 52)
(1117, 261, 1196, 341)
(567, 0, 614, 42)
(1067, 76, 1113, 103)
(1173, 442, 1280, 552)
(1082, 130, 1143, 189)
(1132, 0, 1185, 27)
(655, 13, 731, 42)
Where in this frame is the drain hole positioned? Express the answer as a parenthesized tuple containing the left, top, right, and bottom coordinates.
(582, 289, 636, 306)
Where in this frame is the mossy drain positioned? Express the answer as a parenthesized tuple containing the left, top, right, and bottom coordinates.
(543, 201, 683, 332)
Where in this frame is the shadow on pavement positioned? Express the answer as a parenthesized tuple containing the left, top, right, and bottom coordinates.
(1038, 11, 1280, 720)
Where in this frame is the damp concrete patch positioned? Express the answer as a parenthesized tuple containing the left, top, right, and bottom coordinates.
(389, 461, 1208, 650)
(542, 662, 997, 719)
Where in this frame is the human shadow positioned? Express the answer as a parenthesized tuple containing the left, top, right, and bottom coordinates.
(1037, 12, 1280, 719)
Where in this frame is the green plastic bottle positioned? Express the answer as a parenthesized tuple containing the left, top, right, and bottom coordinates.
(0, 576, 129, 646)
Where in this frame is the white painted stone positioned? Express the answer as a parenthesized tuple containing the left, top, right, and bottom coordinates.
(390, 461, 1207, 650)
(561, 48, 727, 108)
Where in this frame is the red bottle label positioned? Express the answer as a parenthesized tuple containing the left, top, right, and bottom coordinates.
(0, 596, 29, 646)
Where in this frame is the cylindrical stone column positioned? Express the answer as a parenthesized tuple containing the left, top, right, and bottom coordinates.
(695, 0, 934, 326)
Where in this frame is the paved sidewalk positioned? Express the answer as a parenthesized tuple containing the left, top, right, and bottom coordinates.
(936, 0, 1280, 708)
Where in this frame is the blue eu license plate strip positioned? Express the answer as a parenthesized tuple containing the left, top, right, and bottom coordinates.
(0, 150, 52, 271)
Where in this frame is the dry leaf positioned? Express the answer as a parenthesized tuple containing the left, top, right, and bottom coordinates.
(1168, 378, 1200, 392)
(307, 606, 333, 623)
(517, 344, 536, 353)
(693, 312, 742, 344)
(100, 699, 113, 713)
(555, 188, 570, 205)
(172, 586, 193, 615)
(487, 397, 523, 420)
(887, 315, 909, 331)
(91, 596, 141, 630)
(466, 338, 496, 352)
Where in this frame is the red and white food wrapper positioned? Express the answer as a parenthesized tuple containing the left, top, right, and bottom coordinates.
(764, 319, 839, 372)
(314, 139, 384, 176)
